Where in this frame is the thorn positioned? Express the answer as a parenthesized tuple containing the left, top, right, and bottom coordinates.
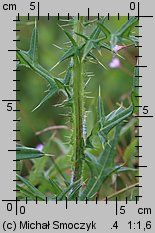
(99, 85, 101, 97)
(52, 44, 64, 50)
(49, 61, 60, 71)
(35, 17, 37, 28)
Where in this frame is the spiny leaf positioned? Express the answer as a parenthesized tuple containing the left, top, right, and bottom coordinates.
(63, 60, 73, 86)
(80, 126, 121, 200)
(97, 23, 111, 41)
(116, 17, 138, 37)
(83, 40, 94, 60)
(16, 174, 46, 200)
(101, 104, 133, 135)
(16, 23, 64, 110)
(110, 17, 138, 47)
(16, 144, 46, 160)
(60, 46, 79, 62)
(64, 30, 77, 46)
(33, 86, 58, 111)
(17, 50, 59, 110)
(17, 50, 58, 86)
(86, 103, 133, 149)
(78, 17, 110, 60)
(90, 16, 107, 39)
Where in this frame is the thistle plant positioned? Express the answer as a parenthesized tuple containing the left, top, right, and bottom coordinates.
(16, 16, 139, 201)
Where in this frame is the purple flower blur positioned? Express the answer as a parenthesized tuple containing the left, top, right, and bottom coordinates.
(36, 144, 44, 151)
(109, 43, 134, 69)
(109, 57, 120, 68)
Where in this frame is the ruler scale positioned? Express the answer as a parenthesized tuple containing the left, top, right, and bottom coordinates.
(0, 0, 154, 232)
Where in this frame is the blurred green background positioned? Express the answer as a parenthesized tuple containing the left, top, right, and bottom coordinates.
(16, 17, 139, 200)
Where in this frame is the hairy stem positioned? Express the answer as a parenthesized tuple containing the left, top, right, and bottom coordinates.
(72, 16, 85, 189)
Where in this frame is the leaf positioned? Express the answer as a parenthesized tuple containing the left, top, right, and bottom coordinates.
(110, 17, 138, 47)
(83, 40, 94, 60)
(64, 30, 77, 47)
(97, 23, 111, 41)
(63, 60, 73, 86)
(17, 50, 59, 110)
(79, 125, 121, 200)
(86, 122, 100, 148)
(115, 166, 137, 173)
(68, 183, 82, 200)
(33, 85, 58, 111)
(90, 17, 107, 39)
(56, 180, 80, 200)
(99, 42, 111, 51)
(48, 155, 71, 179)
(80, 17, 111, 60)
(16, 144, 46, 160)
(16, 184, 37, 200)
(16, 174, 46, 200)
(116, 17, 138, 37)
(86, 104, 133, 149)
(101, 104, 133, 135)
(60, 46, 79, 62)
(49, 179, 63, 196)
(16, 23, 63, 110)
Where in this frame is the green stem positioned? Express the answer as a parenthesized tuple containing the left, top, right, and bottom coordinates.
(72, 17, 85, 188)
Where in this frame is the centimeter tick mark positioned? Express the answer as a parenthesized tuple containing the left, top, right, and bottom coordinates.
(135, 65, 147, 68)
(135, 125, 143, 128)
(88, 8, 89, 20)
(37, 2, 40, 20)
(2, 99, 20, 102)
(8, 149, 21, 152)
(13, 13, 20, 22)
(135, 115, 153, 118)
(98, 13, 100, 20)
(66, 197, 68, 209)
(115, 197, 118, 215)
(13, 39, 20, 42)
(135, 45, 142, 48)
